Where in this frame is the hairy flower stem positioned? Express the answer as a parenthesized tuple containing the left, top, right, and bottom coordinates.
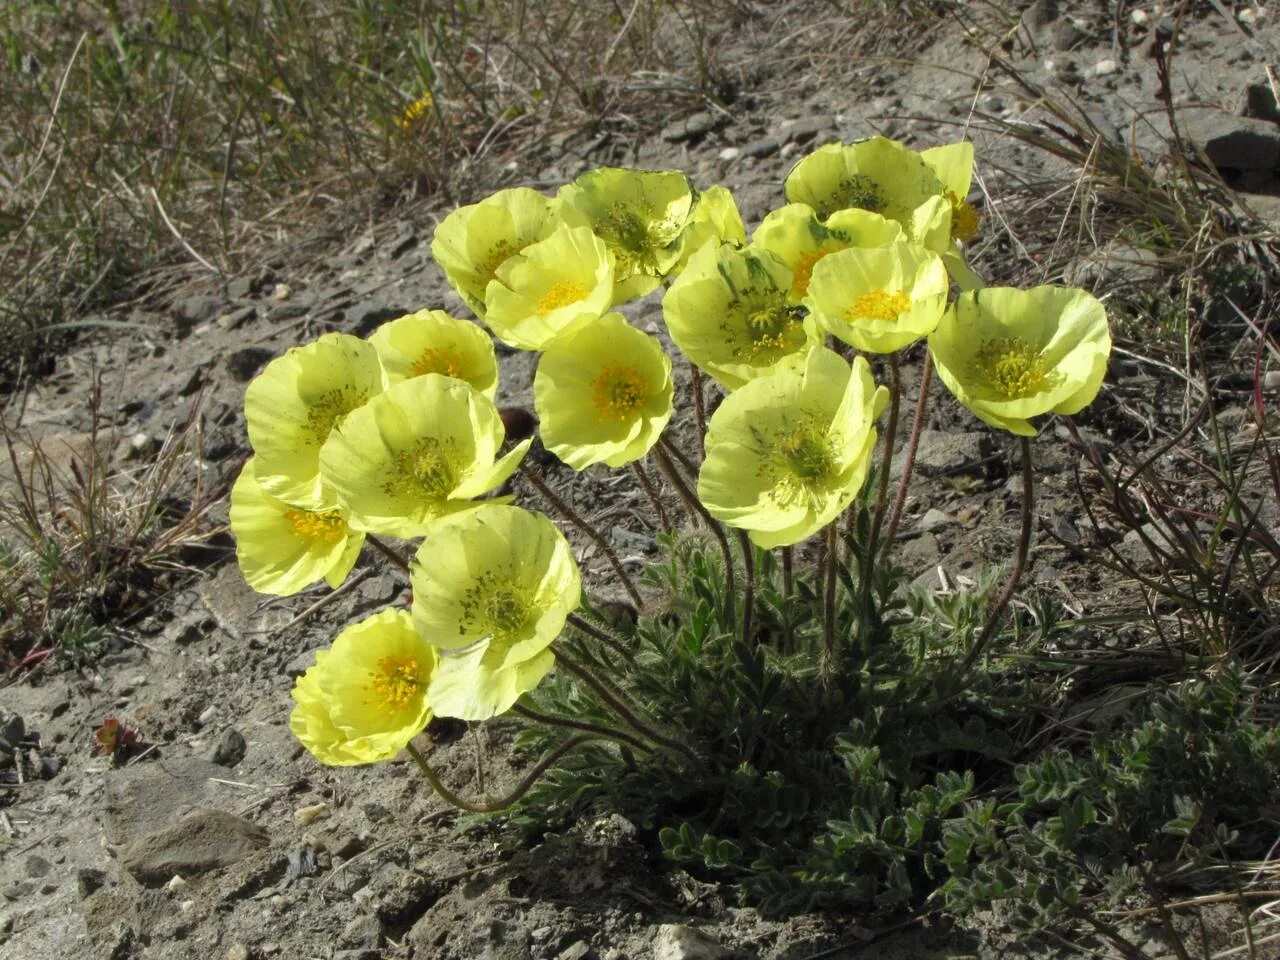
(883, 352, 933, 556)
(781, 546, 793, 598)
(854, 354, 901, 646)
(518, 462, 643, 608)
(653, 440, 736, 627)
(553, 643, 700, 764)
(366, 534, 411, 574)
(822, 522, 837, 673)
(406, 737, 598, 813)
(658, 434, 698, 480)
(630, 462, 672, 533)
(568, 610, 636, 664)
(511, 703, 650, 753)
(689, 362, 707, 457)
(962, 436, 1035, 672)
(737, 530, 755, 646)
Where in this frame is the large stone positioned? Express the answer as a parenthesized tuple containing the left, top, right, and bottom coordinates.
(120, 808, 269, 885)
(1181, 109, 1280, 172)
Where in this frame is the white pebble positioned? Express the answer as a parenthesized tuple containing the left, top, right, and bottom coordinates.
(1095, 59, 1118, 76)
(166, 874, 187, 893)
(717, 146, 740, 161)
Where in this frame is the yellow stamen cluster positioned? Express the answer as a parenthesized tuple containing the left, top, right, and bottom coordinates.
(303, 387, 368, 447)
(759, 417, 838, 507)
(847, 289, 911, 322)
(410, 347, 464, 380)
(829, 174, 884, 216)
(366, 654, 423, 709)
(385, 437, 461, 500)
(973, 338, 1054, 399)
(536, 280, 589, 316)
(948, 190, 981, 242)
(790, 250, 830, 298)
(458, 571, 534, 641)
(283, 508, 347, 545)
(727, 298, 802, 362)
(591, 365, 646, 421)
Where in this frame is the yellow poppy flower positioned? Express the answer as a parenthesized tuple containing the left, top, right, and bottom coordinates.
(804, 241, 949, 354)
(669, 184, 747, 275)
(319, 374, 530, 538)
(534, 312, 673, 469)
(289, 609, 438, 766)
(662, 241, 818, 390)
(244, 333, 383, 510)
(229, 459, 364, 596)
(697, 346, 888, 548)
(430, 187, 560, 317)
(483, 224, 615, 350)
(368, 309, 498, 398)
(410, 506, 581, 720)
(928, 286, 1111, 437)
(557, 166, 697, 302)
(784, 138, 944, 234)
(752, 202, 902, 302)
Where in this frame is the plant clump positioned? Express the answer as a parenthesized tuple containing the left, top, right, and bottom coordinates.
(229, 139, 1280, 944)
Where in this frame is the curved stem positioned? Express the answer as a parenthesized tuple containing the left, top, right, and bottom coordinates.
(366, 534, 411, 574)
(553, 644, 700, 764)
(519, 462, 643, 608)
(962, 435, 1035, 672)
(883, 351, 933, 556)
(568, 611, 635, 664)
(689, 362, 708, 458)
(511, 703, 650, 753)
(659, 434, 698, 480)
(653, 440, 736, 626)
(736, 530, 755, 647)
(630, 461, 672, 533)
(406, 736, 598, 813)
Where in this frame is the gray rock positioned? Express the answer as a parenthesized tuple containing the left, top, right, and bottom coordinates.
(174, 295, 223, 336)
(905, 431, 991, 478)
(918, 508, 952, 533)
(558, 942, 595, 960)
(208, 728, 247, 768)
(226, 347, 276, 382)
(741, 137, 781, 159)
(652, 924, 728, 960)
(1063, 243, 1163, 288)
(783, 116, 830, 144)
(1182, 109, 1280, 172)
(662, 111, 726, 143)
(341, 914, 383, 949)
(1050, 18, 1086, 51)
(120, 808, 269, 885)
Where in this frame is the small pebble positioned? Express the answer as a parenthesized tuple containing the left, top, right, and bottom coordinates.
(271, 283, 292, 301)
(1130, 8, 1149, 26)
(179, 899, 196, 913)
(226, 947, 250, 960)
(1094, 58, 1118, 76)
(717, 146, 740, 161)
(294, 802, 329, 826)
(197, 705, 218, 726)
(167, 874, 188, 893)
